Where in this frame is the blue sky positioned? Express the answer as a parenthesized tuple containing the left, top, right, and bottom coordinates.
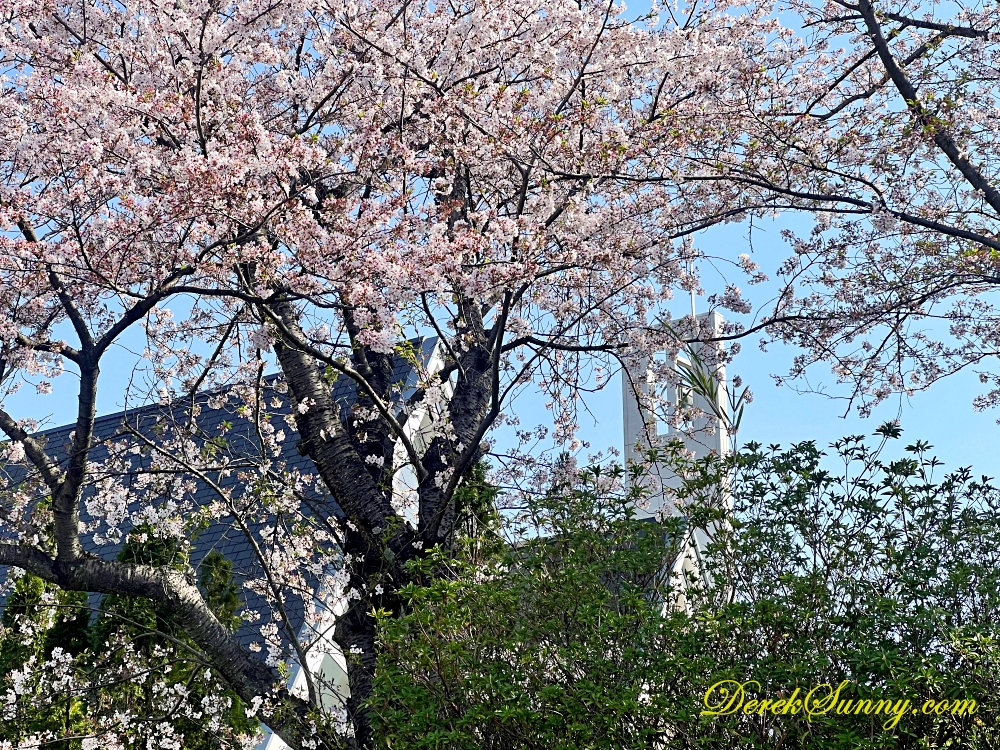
(560, 213, 1000, 477)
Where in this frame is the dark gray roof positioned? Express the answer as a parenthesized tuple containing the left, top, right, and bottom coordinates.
(1, 337, 438, 656)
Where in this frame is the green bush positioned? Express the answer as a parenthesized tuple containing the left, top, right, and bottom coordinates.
(369, 430, 1000, 749)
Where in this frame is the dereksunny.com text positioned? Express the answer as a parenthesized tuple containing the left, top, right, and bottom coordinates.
(701, 679, 978, 731)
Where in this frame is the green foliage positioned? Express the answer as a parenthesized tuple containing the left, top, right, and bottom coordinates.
(451, 459, 502, 544)
(676, 344, 750, 437)
(89, 527, 190, 647)
(369, 434, 1000, 749)
(200, 549, 244, 632)
(92, 530, 257, 749)
(0, 574, 90, 748)
(674, 433, 1000, 748)
(0, 529, 256, 748)
(371, 467, 696, 750)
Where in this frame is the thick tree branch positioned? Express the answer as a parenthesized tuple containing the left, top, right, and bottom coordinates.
(859, 0, 1000, 217)
(0, 544, 280, 706)
(0, 404, 65, 490)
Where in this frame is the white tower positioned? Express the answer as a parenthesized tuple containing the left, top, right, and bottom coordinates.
(622, 310, 728, 605)
(622, 310, 728, 518)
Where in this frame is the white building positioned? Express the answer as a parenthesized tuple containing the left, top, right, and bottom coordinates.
(621, 311, 729, 605)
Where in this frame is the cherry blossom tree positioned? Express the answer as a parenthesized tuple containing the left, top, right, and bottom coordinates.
(0, 0, 778, 747)
(697, 0, 1000, 415)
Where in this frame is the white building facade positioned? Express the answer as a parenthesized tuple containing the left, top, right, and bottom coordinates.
(621, 311, 729, 605)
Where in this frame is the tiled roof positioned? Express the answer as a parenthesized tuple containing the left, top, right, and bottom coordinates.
(1, 337, 438, 656)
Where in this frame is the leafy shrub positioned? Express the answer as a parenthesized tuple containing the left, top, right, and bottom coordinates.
(370, 430, 1000, 749)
